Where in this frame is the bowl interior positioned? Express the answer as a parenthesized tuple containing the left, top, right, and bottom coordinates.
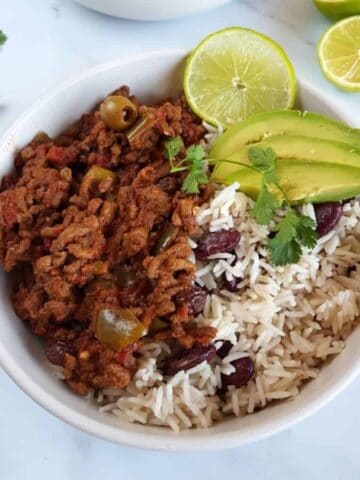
(0, 50, 359, 451)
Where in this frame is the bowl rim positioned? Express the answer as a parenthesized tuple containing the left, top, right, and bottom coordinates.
(0, 49, 359, 451)
(73, 0, 232, 21)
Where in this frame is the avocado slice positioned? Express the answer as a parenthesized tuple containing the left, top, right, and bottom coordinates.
(210, 110, 360, 160)
(225, 160, 360, 204)
(212, 135, 360, 181)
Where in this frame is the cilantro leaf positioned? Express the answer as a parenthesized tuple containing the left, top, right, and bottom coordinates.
(267, 210, 318, 266)
(164, 136, 183, 162)
(294, 214, 318, 249)
(248, 146, 277, 183)
(274, 210, 298, 241)
(0, 30, 7, 47)
(182, 173, 209, 194)
(267, 211, 301, 266)
(182, 172, 200, 194)
(268, 236, 302, 266)
(252, 183, 280, 225)
(183, 171, 208, 194)
(181, 145, 209, 194)
(185, 144, 205, 164)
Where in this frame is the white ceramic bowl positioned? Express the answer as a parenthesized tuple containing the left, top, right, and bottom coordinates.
(74, 0, 232, 20)
(0, 50, 359, 451)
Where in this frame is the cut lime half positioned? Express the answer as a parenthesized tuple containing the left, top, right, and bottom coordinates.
(314, 0, 360, 19)
(318, 16, 360, 92)
(183, 27, 296, 128)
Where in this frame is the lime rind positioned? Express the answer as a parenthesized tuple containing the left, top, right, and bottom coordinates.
(184, 27, 297, 128)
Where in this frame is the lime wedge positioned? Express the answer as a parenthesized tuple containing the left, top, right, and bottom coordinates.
(183, 27, 296, 128)
(318, 16, 360, 92)
(314, 0, 360, 19)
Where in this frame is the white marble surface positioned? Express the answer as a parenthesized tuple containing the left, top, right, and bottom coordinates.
(0, 1, 360, 479)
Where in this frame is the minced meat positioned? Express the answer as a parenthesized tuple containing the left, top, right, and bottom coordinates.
(0, 86, 215, 395)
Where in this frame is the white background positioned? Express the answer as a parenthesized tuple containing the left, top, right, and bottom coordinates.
(0, 1, 360, 479)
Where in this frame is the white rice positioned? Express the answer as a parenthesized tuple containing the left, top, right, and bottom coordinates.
(91, 182, 360, 431)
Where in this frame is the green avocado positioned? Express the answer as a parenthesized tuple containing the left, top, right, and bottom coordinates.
(224, 160, 360, 204)
(212, 135, 360, 182)
(210, 110, 360, 160)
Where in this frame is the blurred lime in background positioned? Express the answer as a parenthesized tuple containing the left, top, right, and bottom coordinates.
(318, 16, 360, 91)
(314, 0, 360, 19)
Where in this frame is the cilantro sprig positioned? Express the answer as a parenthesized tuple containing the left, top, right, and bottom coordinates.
(164, 137, 318, 266)
(164, 136, 208, 194)
(248, 147, 281, 225)
(247, 146, 318, 266)
(268, 211, 317, 266)
(0, 31, 7, 47)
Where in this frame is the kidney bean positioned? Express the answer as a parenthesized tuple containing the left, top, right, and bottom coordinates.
(195, 229, 240, 261)
(216, 340, 233, 359)
(163, 344, 217, 376)
(222, 275, 238, 292)
(45, 339, 74, 367)
(221, 356, 254, 389)
(314, 202, 342, 237)
(175, 286, 207, 316)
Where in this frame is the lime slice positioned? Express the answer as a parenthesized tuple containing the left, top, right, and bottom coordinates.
(183, 27, 296, 128)
(318, 16, 360, 92)
(314, 0, 360, 19)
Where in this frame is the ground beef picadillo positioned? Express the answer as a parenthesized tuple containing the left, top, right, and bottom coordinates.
(0, 86, 216, 396)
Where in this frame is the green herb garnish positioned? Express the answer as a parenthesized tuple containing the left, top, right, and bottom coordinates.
(268, 210, 317, 266)
(164, 136, 183, 164)
(0, 31, 7, 47)
(248, 146, 277, 184)
(252, 184, 281, 226)
(164, 137, 209, 194)
(181, 145, 209, 194)
(248, 147, 281, 225)
(247, 146, 318, 266)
